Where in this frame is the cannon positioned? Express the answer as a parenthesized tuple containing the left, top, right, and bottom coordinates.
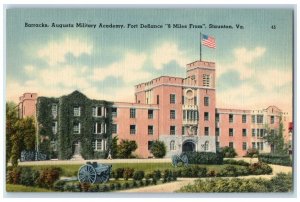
(77, 162, 112, 184)
(171, 153, 189, 167)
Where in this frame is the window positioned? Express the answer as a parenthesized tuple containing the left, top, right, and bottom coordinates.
(73, 122, 80, 134)
(252, 142, 256, 149)
(130, 125, 136, 134)
(229, 114, 234, 123)
(229, 128, 234, 136)
(52, 122, 57, 134)
(257, 115, 264, 124)
(204, 141, 209, 151)
(242, 129, 247, 136)
(148, 109, 153, 119)
(112, 108, 117, 117)
(204, 97, 209, 106)
(148, 141, 153, 150)
(242, 142, 247, 150)
(170, 126, 176, 135)
(252, 115, 256, 123)
(157, 95, 159, 104)
(260, 142, 264, 150)
(257, 129, 260, 137)
(93, 122, 102, 134)
(257, 142, 260, 150)
(229, 142, 234, 148)
(182, 127, 185, 135)
(204, 112, 209, 121)
(74, 107, 81, 117)
(242, 114, 247, 123)
(194, 96, 197, 105)
(170, 94, 176, 104)
(216, 142, 220, 150)
(203, 74, 210, 87)
(170, 110, 176, 119)
(260, 129, 264, 137)
(130, 108, 136, 118)
(252, 129, 256, 137)
(148, 125, 154, 135)
(270, 116, 275, 124)
(204, 127, 209, 136)
(170, 140, 176, 150)
(216, 113, 220, 122)
(92, 139, 104, 151)
(51, 104, 57, 118)
(182, 96, 185, 104)
(112, 124, 117, 134)
(216, 128, 220, 136)
(92, 106, 103, 117)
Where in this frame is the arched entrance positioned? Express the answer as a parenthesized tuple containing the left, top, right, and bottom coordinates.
(182, 141, 196, 152)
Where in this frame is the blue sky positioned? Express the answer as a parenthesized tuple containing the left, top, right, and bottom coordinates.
(6, 8, 293, 117)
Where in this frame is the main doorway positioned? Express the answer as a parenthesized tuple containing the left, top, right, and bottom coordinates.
(182, 141, 196, 152)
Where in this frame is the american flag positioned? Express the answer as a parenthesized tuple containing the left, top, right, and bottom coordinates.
(202, 34, 216, 49)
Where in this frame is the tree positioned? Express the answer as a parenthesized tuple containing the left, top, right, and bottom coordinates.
(116, 140, 137, 158)
(263, 117, 288, 155)
(10, 117, 36, 167)
(6, 102, 18, 165)
(221, 146, 237, 158)
(111, 136, 118, 158)
(150, 140, 166, 158)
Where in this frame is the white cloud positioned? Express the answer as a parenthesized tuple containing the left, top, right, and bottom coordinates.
(256, 68, 292, 91)
(217, 47, 266, 80)
(24, 65, 35, 74)
(151, 42, 190, 69)
(37, 37, 92, 65)
(92, 52, 150, 83)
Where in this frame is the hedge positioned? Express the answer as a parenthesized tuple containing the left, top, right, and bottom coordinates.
(178, 173, 292, 192)
(182, 151, 223, 165)
(258, 154, 292, 166)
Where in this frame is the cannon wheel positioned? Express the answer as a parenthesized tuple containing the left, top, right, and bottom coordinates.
(98, 171, 110, 183)
(78, 164, 97, 184)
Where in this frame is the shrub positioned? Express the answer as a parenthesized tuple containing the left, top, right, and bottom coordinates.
(139, 180, 144, 187)
(80, 182, 91, 192)
(19, 167, 40, 186)
(221, 146, 237, 158)
(183, 151, 223, 165)
(115, 182, 121, 190)
(89, 184, 100, 192)
(114, 168, 124, 180)
(6, 167, 22, 184)
(248, 162, 272, 175)
(145, 179, 151, 186)
(178, 166, 207, 177)
(245, 148, 259, 157)
(122, 182, 130, 189)
(258, 153, 292, 166)
(64, 183, 80, 192)
(116, 140, 137, 159)
(133, 170, 145, 181)
(207, 170, 216, 177)
(109, 183, 116, 191)
(150, 141, 167, 158)
(53, 180, 66, 192)
(223, 159, 250, 166)
(218, 165, 238, 177)
(131, 180, 138, 188)
(151, 178, 157, 185)
(123, 168, 135, 180)
(151, 170, 161, 181)
(36, 167, 61, 188)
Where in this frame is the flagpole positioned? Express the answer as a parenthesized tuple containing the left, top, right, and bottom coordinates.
(200, 32, 202, 61)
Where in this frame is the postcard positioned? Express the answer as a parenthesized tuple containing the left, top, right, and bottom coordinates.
(5, 6, 294, 194)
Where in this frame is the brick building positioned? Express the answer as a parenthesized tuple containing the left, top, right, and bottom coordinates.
(18, 60, 290, 159)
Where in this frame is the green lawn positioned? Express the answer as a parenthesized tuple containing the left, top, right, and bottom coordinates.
(21, 163, 242, 177)
(6, 184, 51, 192)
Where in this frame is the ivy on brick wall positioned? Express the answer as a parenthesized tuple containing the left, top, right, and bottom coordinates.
(37, 91, 113, 160)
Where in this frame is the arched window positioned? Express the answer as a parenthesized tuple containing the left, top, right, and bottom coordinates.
(170, 140, 175, 151)
(204, 141, 209, 151)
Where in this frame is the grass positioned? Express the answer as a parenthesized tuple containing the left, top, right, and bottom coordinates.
(20, 163, 243, 177)
(6, 184, 51, 192)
